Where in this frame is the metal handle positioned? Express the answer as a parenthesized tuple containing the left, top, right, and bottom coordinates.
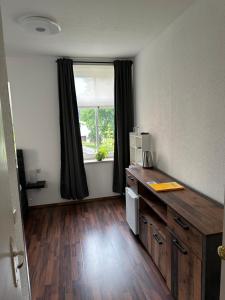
(140, 215, 147, 224)
(13, 250, 25, 269)
(218, 245, 225, 260)
(174, 217, 189, 230)
(172, 239, 188, 255)
(142, 218, 147, 224)
(10, 237, 25, 287)
(153, 233, 163, 245)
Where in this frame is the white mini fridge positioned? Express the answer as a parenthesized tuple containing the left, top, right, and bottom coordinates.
(125, 187, 139, 235)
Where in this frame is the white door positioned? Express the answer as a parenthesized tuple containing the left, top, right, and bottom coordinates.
(220, 208, 225, 300)
(0, 6, 30, 300)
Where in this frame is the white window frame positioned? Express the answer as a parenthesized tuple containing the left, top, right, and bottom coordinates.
(74, 63, 114, 162)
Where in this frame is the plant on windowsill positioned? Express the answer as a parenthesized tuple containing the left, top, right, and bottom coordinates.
(96, 146, 109, 161)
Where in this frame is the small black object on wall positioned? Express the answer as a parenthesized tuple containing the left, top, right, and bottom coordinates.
(26, 181, 46, 190)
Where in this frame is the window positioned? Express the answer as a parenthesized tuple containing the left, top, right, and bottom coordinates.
(74, 64, 114, 161)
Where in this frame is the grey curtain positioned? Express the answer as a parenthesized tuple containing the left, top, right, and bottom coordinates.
(113, 60, 134, 194)
(57, 58, 89, 199)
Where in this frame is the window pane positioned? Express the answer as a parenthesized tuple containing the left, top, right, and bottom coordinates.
(79, 108, 97, 160)
(98, 108, 114, 158)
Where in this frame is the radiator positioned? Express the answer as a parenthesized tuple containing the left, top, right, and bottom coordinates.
(125, 187, 139, 235)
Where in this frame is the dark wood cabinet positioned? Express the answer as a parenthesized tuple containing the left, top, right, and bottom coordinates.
(139, 199, 167, 279)
(167, 230, 202, 300)
(126, 166, 223, 300)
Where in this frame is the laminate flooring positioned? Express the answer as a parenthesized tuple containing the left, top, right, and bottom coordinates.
(25, 198, 172, 300)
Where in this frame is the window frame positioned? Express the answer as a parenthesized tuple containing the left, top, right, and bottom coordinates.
(74, 63, 114, 162)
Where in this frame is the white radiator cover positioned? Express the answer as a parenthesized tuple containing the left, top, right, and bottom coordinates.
(125, 187, 139, 235)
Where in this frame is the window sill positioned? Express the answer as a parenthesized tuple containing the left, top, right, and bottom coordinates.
(84, 158, 114, 165)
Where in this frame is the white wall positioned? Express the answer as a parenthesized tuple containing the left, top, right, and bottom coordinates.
(6, 55, 116, 206)
(135, 0, 225, 204)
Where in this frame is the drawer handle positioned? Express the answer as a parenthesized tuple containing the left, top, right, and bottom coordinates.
(174, 217, 189, 230)
(143, 218, 148, 225)
(172, 239, 188, 255)
(128, 175, 134, 181)
(140, 216, 147, 224)
(153, 233, 163, 245)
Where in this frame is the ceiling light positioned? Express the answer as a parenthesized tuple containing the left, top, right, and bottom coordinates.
(17, 16, 61, 35)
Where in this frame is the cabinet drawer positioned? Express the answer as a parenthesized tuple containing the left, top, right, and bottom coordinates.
(168, 208, 202, 259)
(126, 171, 138, 192)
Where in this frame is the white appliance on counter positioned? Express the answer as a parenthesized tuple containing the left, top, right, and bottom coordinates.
(125, 187, 139, 235)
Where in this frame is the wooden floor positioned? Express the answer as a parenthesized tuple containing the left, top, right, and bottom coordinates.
(25, 198, 173, 300)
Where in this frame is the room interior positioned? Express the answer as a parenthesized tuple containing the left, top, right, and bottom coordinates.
(1, 0, 225, 299)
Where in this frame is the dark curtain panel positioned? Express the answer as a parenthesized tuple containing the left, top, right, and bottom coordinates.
(113, 60, 134, 194)
(57, 58, 89, 199)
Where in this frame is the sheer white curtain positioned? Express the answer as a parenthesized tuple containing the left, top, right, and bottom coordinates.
(74, 64, 114, 107)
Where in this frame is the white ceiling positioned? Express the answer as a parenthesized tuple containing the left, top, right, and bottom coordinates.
(1, 0, 195, 58)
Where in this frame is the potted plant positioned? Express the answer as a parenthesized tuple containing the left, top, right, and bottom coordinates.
(96, 146, 108, 161)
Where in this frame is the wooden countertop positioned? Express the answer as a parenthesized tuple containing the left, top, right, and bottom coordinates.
(126, 166, 224, 236)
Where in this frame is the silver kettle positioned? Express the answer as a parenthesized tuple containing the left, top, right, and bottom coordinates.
(142, 151, 153, 168)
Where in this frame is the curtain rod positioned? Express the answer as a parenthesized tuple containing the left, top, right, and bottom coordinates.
(73, 61, 113, 65)
(56, 57, 133, 64)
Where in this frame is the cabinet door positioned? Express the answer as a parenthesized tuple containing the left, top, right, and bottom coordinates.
(139, 215, 148, 249)
(168, 232, 202, 300)
(151, 226, 167, 279)
(147, 222, 153, 255)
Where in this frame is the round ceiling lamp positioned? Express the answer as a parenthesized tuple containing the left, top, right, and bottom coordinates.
(17, 16, 61, 35)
